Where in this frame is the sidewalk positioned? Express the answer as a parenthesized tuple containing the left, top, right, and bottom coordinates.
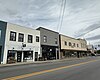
(0, 57, 91, 67)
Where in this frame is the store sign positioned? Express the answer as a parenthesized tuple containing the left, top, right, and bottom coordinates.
(9, 50, 16, 54)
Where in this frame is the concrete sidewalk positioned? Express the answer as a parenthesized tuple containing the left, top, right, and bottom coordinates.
(0, 57, 92, 67)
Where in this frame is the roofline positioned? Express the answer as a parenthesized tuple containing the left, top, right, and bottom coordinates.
(37, 27, 59, 34)
(0, 20, 39, 31)
(60, 34, 86, 41)
(60, 34, 77, 40)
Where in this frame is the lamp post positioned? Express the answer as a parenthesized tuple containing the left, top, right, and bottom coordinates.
(21, 47, 24, 62)
(21, 43, 26, 62)
(56, 48, 58, 60)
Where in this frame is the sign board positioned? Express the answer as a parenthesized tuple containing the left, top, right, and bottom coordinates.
(9, 50, 16, 54)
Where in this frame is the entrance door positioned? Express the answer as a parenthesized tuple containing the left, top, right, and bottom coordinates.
(0, 46, 2, 64)
(17, 52, 22, 62)
(35, 52, 38, 61)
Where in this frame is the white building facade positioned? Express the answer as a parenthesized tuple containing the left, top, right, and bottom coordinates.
(0, 21, 40, 64)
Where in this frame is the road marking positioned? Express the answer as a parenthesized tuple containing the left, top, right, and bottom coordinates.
(3, 59, 99, 80)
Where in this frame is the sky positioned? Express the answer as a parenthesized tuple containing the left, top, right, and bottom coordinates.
(0, 0, 100, 45)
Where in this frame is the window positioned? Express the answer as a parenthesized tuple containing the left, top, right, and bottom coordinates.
(18, 33, 24, 42)
(65, 41, 67, 45)
(36, 36, 39, 42)
(10, 31, 16, 41)
(81, 43, 83, 48)
(43, 36, 47, 43)
(77, 44, 79, 47)
(35, 52, 38, 61)
(28, 35, 33, 43)
(55, 38, 58, 44)
(69, 42, 71, 46)
(24, 51, 33, 60)
(73, 43, 75, 47)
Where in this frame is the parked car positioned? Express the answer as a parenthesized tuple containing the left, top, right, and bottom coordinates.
(91, 53, 96, 56)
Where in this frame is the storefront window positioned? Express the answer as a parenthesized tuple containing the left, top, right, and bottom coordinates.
(24, 51, 33, 60)
(7, 50, 16, 64)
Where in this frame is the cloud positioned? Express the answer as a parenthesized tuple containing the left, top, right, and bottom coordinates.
(0, 0, 100, 44)
(74, 23, 100, 37)
(86, 35, 100, 40)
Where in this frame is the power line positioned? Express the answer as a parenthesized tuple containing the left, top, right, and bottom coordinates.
(59, 0, 66, 32)
(57, 0, 64, 32)
(57, 0, 66, 33)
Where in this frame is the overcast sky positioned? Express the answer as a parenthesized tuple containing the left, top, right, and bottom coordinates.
(0, 0, 100, 45)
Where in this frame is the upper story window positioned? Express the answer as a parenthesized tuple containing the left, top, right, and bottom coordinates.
(73, 43, 75, 47)
(28, 35, 33, 43)
(43, 36, 47, 43)
(18, 33, 24, 42)
(10, 31, 16, 41)
(55, 38, 58, 44)
(69, 42, 71, 46)
(36, 36, 39, 42)
(81, 43, 83, 48)
(65, 41, 67, 46)
(77, 44, 79, 47)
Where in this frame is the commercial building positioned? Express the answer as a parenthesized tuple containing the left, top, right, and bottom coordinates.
(87, 45, 95, 55)
(59, 34, 87, 58)
(0, 20, 89, 64)
(0, 21, 40, 64)
(0, 21, 7, 64)
(37, 27, 60, 60)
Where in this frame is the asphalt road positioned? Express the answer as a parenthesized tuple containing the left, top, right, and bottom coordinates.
(0, 57, 100, 80)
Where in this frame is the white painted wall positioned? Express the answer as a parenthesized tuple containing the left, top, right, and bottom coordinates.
(3, 23, 40, 64)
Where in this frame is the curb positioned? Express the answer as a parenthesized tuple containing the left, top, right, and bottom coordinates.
(0, 57, 91, 67)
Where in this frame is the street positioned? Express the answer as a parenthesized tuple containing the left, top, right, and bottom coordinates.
(0, 57, 100, 80)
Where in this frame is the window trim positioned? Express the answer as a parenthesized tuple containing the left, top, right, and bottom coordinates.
(69, 42, 71, 46)
(28, 35, 33, 43)
(65, 41, 67, 46)
(55, 38, 58, 44)
(18, 33, 24, 42)
(43, 35, 47, 43)
(77, 44, 79, 47)
(36, 36, 39, 42)
(10, 31, 16, 41)
(73, 43, 75, 47)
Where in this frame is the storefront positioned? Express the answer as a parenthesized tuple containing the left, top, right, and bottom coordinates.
(23, 51, 33, 62)
(60, 50, 77, 58)
(42, 45, 59, 60)
(7, 50, 16, 64)
(7, 50, 34, 63)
